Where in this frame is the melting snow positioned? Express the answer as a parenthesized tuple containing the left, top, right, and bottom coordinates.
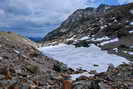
(100, 25, 108, 29)
(130, 10, 133, 14)
(130, 46, 133, 49)
(91, 36, 110, 41)
(14, 50, 20, 54)
(0, 57, 2, 60)
(130, 22, 133, 25)
(66, 35, 76, 41)
(123, 51, 133, 55)
(39, 44, 128, 73)
(128, 52, 133, 55)
(129, 30, 133, 33)
(113, 48, 119, 53)
(70, 72, 94, 80)
(100, 38, 119, 46)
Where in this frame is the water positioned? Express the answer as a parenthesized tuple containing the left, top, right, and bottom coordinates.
(28, 37, 43, 42)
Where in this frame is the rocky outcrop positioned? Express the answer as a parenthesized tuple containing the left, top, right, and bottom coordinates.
(0, 32, 68, 89)
(72, 63, 133, 89)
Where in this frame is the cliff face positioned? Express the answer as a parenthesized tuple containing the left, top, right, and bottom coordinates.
(42, 3, 133, 60)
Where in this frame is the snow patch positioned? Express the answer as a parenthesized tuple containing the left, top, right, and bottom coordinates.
(70, 72, 94, 80)
(91, 36, 110, 41)
(130, 46, 133, 49)
(113, 48, 119, 53)
(100, 25, 108, 29)
(128, 52, 133, 55)
(130, 22, 133, 25)
(100, 38, 119, 46)
(66, 35, 76, 41)
(14, 50, 20, 54)
(129, 30, 133, 33)
(130, 10, 133, 14)
(39, 44, 128, 73)
(123, 51, 133, 55)
(0, 57, 2, 60)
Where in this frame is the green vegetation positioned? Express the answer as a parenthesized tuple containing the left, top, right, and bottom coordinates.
(26, 64, 39, 74)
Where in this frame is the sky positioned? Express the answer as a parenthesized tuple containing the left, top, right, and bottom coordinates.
(0, 0, 132, 38)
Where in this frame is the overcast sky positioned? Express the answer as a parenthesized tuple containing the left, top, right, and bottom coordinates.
(0, 0, 132, 37)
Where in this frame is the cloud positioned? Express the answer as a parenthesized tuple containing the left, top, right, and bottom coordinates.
(0, 0, 93, 26)
(0, 0, 105, 37)
(118, 0, 133, 4)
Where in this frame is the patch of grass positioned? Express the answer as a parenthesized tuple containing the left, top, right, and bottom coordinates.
(0, 32, 26, 41)
(25, 64, 39, 74)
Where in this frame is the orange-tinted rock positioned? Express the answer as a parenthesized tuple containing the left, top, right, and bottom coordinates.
(63, 80, 72, 89)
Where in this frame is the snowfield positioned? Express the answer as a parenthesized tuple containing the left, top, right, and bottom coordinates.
(39, 44, 128, 73)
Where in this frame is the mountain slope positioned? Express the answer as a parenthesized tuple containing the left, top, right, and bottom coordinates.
(0, 32, 66, 89)
(42, 3, 133, 60)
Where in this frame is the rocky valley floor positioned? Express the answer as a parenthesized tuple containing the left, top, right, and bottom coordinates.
(0, 32, 133, 89)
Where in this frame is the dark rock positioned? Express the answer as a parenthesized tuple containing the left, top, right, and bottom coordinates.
(107, 64, 115, 73)
(72, 80, 100, 89)
(76, 76, 89, 80)
(53, 62, 68, 72)
(74, 40, 90, 47)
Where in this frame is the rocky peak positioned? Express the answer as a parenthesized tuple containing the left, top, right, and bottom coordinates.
(61, 7, 95, 29)
(96, 4, 114, 12)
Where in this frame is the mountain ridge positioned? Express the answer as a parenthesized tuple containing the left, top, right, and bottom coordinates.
(43, 3, 133, 42)
(42, 3, 133, 60)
